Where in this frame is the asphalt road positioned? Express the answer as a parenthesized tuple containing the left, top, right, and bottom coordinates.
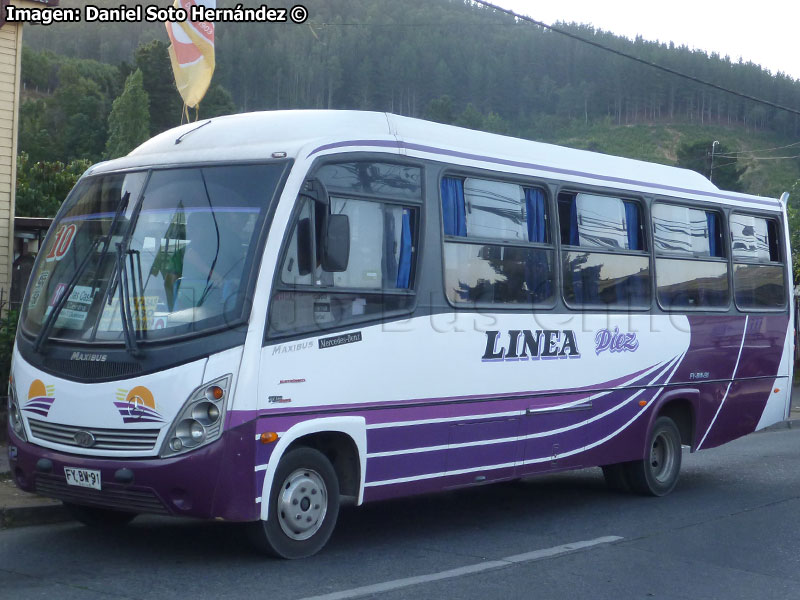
(1, 427, 798, 600)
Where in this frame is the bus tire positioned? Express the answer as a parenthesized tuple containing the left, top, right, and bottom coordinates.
(64, 502, 137, 527)
(249, 447, 340, 559)
(625, 416, 682, 497)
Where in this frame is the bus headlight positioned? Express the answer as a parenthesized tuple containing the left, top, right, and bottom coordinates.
(160, 375, 231, 458)
(8, 382, 27, 441)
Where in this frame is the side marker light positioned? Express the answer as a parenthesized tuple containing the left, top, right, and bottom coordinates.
(260, 432, 279, 444)
(639, 400, 647, 407)
(774, 388, 780, 393)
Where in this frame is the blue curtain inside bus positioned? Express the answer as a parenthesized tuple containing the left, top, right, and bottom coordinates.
(441, 178, 466, 237)
(383, 208, 398, 287)
(525, 188, 547, 243)
(624, 202, 648, 306)
(624, 202, 641, 250)
(523, 188, 551, 302)
(707, 212, 720, 257)
(569, 198, 580, 245)
(396, 209, 412, 288)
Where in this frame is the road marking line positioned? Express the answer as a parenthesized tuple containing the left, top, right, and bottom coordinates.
(299, 536, 623, 600)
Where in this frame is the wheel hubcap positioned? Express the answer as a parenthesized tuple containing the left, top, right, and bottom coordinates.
(649, 432, 675, 483)
(277, 468, 327, 540)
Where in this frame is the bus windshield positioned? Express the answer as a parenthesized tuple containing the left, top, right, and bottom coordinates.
(22, 163, 287, 346)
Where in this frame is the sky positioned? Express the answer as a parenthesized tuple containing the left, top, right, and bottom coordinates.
(495, 1, 800, 82)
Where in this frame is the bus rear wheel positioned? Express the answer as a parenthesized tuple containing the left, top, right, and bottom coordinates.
(625, 416, 682, 496)
(248, 447, 340, 559)
(64, 502, 137, 527)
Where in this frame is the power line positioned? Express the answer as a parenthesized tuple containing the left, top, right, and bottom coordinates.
(469, 0, 800, 118)
(709, 160, 742, 169)
(715, 140, 800, 158)
(731, 154, 800, 161)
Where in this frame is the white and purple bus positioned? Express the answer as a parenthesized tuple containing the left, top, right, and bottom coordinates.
(8, 111, 793, 558)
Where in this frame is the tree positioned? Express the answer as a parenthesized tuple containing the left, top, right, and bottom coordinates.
(106, 69, 151, 159)
(457, 103, 484, 130)
(17, 100, 54, 163)
(135, 40, 182, 136)
(15, 153, 91, 218)
(788, 180, 800, 284)
(426, 95, 455, 125)
(676, 140, 744, 192)
(48, 64, 109, 162)
(483, 112, 509, 135)
(200, 83, 237, 119)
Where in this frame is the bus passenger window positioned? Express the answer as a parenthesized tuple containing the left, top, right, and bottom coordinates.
(653, 203, 729, 310)
(559, 193, 650, 309)
(730, 214, 785, 310)
(441, 177, 554, 306)
(269, 195, 417, 337)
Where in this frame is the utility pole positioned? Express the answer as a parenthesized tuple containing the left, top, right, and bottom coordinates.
(709, 140, 720, 183)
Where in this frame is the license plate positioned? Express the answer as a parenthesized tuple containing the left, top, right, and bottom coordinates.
(64, 467, 101, 490)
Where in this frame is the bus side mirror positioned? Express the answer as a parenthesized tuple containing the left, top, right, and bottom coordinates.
(321, 214, 350, 272)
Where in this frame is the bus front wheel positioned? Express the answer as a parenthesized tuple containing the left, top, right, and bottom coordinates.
(625, 416, 682, 496)
(249, 447, 340, 559)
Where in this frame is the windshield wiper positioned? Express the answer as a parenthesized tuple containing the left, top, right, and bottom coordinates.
(34, 193, 133, 354)
(107, 188, 150, 358)
(115, 242, 143, 358)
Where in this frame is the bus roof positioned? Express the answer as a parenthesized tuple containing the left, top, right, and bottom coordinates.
(89, 110, 782, 211)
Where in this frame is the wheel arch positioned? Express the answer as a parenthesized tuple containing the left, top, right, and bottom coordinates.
(259, 416, 366, 520)
(645, 388, 699, 453)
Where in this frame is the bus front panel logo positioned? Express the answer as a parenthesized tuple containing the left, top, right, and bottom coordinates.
(22, 379, 56, 417)
(114, 386, 163, 424)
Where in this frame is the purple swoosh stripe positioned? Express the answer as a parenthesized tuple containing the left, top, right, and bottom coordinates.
(520, 357, 678, 443)
(307, 139, 779, 208)
(121, 416, 163, 424)
(117, 410, 162, 421)
(365, 357, 681, 485)
(236, 363, 659, 431)
(367, 383, 670, 486)
(25, 397, 55, 406)
(22, 408, 50, 417)
(113, 402, 161, 419)
(24, 401, 55, 410)
(365, 362, 670, 455)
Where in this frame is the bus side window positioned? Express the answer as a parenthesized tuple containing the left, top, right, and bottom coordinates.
(442, 177, 554, 306)
(559, 192, 650, 310)
(653, 203, 729, 310)
(269, 196, 417, 338)
(730, 214, 786, 310)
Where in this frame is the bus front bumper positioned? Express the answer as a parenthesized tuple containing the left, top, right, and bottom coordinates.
(6, 421, 259, 522)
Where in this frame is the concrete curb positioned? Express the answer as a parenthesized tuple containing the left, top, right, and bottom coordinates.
(0, 474, 72, 529)
(0, 502, 70, 529)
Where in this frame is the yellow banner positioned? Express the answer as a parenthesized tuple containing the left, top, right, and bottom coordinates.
(165, 0, 216, 109)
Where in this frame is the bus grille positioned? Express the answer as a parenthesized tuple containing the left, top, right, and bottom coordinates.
(43, 357, 143, 382)
(28, 419, 161, 452)
(35, 475, 169, 515)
